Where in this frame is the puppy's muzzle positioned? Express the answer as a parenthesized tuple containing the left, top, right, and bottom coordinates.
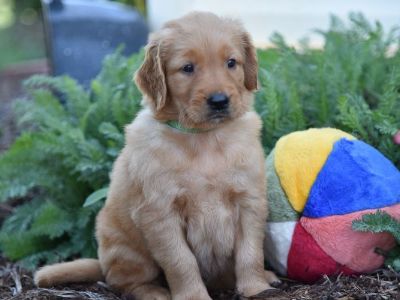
(207, 92, 230, 112)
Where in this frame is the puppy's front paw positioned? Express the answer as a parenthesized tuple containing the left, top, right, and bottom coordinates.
(265, 270, 281, 286)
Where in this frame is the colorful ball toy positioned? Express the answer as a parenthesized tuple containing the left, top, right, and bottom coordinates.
(264, 128, 400, 283)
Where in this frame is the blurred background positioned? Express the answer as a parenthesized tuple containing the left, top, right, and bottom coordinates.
(1, 0, 399, 85)
(148, 0, 400, 48)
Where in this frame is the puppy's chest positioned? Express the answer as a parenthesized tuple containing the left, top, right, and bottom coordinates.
(177, 188, 240, 279)
(176, 156, 246, 222)
(179, 146, 249, 193)
(175, 165, 245, 278)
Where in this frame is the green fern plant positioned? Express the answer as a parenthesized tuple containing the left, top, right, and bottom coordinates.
(0, 49, 144, 269)
(0, 14, 399, 269)
(256, 13, 400, 164)
(352, 211, 400, 271)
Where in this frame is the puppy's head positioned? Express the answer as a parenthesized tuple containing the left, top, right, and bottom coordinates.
(135, 12, 258, 130)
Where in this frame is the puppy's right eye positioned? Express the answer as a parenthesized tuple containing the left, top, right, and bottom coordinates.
(182, 63, 195, 74)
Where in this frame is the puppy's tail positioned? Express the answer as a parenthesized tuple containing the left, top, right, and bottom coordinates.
(34, 258, 104, 287)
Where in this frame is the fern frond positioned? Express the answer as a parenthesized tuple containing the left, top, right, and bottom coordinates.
(352, 210, 400, 244)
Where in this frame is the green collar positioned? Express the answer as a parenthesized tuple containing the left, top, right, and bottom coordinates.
(165, 120, 211, 134)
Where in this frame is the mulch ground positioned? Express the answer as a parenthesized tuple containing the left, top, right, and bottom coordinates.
(1, 255, 400, 300)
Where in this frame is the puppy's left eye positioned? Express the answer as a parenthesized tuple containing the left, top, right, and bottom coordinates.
(227, 58, 236, 69)
(182, 63, 195, 74)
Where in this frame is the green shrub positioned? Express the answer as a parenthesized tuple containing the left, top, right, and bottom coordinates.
(0, 14, 399, 269)
(0, 50, 144, 268)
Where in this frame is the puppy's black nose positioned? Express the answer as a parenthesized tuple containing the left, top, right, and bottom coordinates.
(207, 93, 230, 110)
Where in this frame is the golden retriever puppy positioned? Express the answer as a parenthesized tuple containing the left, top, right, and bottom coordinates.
(34, 11, 278, 299)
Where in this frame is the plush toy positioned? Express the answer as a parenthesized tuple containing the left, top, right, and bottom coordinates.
(264, 128, 400, 283)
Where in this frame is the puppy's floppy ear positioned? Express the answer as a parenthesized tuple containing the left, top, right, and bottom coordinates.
(134, 37, 167, 111)
(241, 32, 258, 91)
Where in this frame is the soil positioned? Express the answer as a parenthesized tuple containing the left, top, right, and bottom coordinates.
(1, 254, 400, 300)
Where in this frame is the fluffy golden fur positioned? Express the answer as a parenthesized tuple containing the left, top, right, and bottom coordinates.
(34, 12, 278, 299)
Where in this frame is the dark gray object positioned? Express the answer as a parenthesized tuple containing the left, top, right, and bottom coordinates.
(41, 0, 148, 87)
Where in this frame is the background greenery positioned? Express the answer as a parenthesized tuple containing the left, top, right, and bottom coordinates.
(0, 13, 399, 269)
(0, 0, 144, 70)
(0, 0, 45, 70)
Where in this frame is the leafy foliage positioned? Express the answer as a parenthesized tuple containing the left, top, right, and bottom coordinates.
(352, 211, 400, 271)
(256, 13, 400, 168)
(0, 14, 399, 268)
(0, 49, 144, 269)
(352, 210, 400, 244)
